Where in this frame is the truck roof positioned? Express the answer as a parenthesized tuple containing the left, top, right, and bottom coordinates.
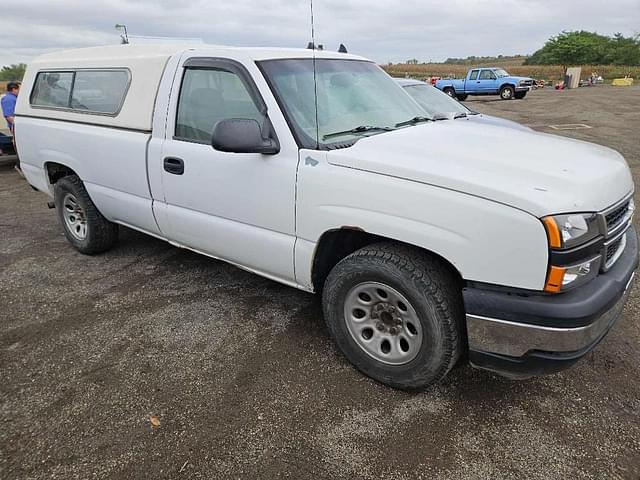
(31, 43, 366, 66)
(18, 44, 368, 131)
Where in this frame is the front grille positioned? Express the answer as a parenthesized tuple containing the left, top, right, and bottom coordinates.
(605, 200, 630, 233)
(605, 236, 623, 265)
(596, 196, 633, 271)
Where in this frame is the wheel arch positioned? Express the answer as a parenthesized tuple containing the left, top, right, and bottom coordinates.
(311, 227, 463, 294)
(44, 162, 80, 191)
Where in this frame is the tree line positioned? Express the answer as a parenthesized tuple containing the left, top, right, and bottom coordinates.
(0, 63, 26, 81)
(525, 31, 640, 66)
(443, 55, 527, 65)
(401, 31, 640, 67)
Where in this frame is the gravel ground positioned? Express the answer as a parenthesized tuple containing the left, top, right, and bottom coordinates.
(1, 85, 639, 479)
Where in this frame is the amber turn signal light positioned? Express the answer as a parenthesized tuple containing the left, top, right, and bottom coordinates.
(544, 266, 566, 293)
(542, 217, 562, 249)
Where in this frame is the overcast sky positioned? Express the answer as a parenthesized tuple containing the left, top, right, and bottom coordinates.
(0, 0, 638, 66)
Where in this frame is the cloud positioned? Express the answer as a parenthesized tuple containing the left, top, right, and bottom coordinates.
(0, 0, 638, 65)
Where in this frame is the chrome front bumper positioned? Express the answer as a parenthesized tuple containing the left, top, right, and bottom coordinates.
(467, 272, 634, 358)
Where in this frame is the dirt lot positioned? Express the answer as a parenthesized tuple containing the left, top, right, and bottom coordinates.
(1, 85, 639, 480)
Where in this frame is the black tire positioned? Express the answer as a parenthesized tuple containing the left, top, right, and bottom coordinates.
(322, 242, 464, 390)
(443, 87, 456, 98)
(456, 94, 468, 101)
(499, 85, 515, 100)
(54, 175, 118, 254)
(514, 91, 527, 100)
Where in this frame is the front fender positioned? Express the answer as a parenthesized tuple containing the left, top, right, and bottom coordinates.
(295, 150, 549, 291)
(435, 81, 461, 91)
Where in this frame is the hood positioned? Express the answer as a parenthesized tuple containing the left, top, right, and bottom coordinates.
(466, 114, 533, 132)
(507, 75, 533, 82)
(326, 121, 634, 217)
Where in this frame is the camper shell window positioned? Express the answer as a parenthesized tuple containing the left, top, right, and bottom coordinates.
(30, 69, 131, 116)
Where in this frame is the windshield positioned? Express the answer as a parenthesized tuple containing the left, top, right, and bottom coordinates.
(494, 68, 510, 78)
(403, 84, 469, 116)
(258, 59, 426, 148)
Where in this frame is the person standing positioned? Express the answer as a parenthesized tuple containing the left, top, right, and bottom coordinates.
(2, 81, 21, 175)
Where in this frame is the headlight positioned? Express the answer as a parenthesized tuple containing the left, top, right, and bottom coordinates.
(545, 255, 602, 293)
(542, 213, 601, 249)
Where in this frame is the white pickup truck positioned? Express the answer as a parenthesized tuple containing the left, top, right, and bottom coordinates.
(16, 44, 637, 389)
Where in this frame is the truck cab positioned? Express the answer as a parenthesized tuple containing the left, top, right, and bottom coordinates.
(435, 67, 534, 101)
(14, 45, 637, 390)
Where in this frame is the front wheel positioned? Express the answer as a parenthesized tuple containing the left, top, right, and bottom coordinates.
(54, 175, 118, 254)
(500, 85, 515, 100)
(322, 243, 464, 390)
(456, 94, 468, 101)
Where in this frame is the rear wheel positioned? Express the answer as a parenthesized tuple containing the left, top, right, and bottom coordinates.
(514, 91, 527, 100)
(54, 175, 118, 254)
(500, 85, 515, 100)
(322, 243, 464, 390)
(443, 87, 456, 98)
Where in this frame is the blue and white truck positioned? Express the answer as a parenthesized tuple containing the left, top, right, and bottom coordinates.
(435, 67, 535, 101)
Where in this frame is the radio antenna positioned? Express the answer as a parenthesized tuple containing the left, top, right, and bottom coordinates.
(310, 0, 320, 149)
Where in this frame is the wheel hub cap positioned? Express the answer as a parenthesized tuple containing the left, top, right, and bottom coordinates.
(344, 282, 424, 365)
(62, 193, 88, 241)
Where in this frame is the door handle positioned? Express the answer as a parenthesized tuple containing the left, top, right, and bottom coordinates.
(163, 157, 184, 175)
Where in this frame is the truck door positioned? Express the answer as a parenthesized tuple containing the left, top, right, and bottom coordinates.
(477, 69, 499, 93)
(467, 69, 480, 91)
(153, 56, 299, 284)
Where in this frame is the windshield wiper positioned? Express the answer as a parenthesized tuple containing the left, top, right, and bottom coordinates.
(394, 116, 432, 128)
(454, 112, 467, 119)
(323, 125, 395, 140)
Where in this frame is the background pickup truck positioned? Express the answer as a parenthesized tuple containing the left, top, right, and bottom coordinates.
(435, 67, 534, 101)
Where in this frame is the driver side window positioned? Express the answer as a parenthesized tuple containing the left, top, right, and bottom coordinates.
(175, 67, 263, 143)
(479, 70, 496, 80)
